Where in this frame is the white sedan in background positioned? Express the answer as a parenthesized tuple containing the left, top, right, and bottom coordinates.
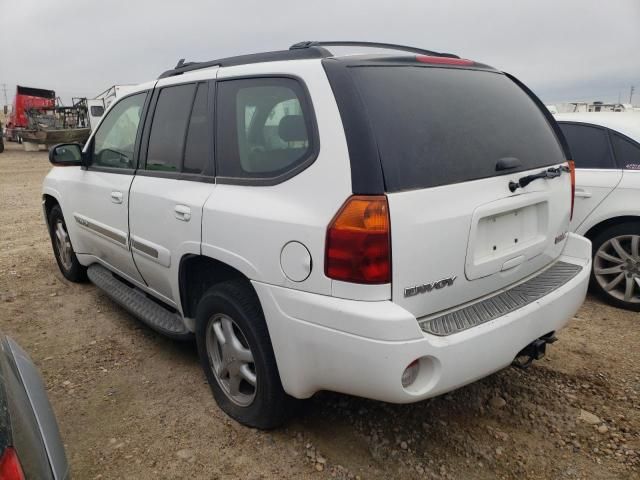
(556, 112, 640, 311)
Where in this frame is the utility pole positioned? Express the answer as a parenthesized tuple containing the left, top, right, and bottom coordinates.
(630, 85, 635, 105)
(1, 83, 8, 107)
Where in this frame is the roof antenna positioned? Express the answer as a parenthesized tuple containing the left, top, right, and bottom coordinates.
(175, 58, 186, 68)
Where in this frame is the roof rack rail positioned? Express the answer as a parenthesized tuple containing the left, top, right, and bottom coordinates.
(158, 41, 460, 79)
(158, 46, 332, 79)
(289, 41, 460, 59)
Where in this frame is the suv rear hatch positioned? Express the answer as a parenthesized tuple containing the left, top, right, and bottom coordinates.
(332, 60, 571, 319)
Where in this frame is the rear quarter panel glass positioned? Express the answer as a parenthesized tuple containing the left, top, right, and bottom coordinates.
(612, 132, 640, 170)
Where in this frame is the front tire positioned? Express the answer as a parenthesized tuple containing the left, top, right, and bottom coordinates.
(590, 222, 640, 311)
(48, 204, 87, 282)
(195, 280, 295, 429)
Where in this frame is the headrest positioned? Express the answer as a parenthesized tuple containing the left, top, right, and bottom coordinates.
(278, 115, 307, 142)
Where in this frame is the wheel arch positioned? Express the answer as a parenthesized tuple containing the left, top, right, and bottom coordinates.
(583, 215, 640, 244)
(179, 254, 258, 319)
(42, 193, 60, 221)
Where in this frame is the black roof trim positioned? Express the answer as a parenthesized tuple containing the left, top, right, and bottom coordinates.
(321, 59, 385, 194)
(290, 41, 460, 59)
(158, 47, 331, 79)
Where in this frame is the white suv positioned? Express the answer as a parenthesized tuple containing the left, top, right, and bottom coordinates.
(556, 112, 640, 310)
(43, 41, 591, 428)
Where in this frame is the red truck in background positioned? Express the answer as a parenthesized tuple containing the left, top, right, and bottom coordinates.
(4, 85, 56, 143)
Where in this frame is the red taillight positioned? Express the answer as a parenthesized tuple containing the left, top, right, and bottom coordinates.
(325, 195, 391, 284)
(0, 447, 25, 480)
(568, 160, 576, 220)
(415, 55, 474, 66)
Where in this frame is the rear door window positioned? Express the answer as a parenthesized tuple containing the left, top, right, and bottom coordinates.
(350, 67, 565, 192)
(558, 123, 616, 169)
(183, 83, 211, 174)
(611, 132, 640, 170)
(146, 84, 197, 172)
(216, 77, 317, 183)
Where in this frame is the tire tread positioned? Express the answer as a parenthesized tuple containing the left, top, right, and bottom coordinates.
(48, 204, 87, 283)
(196, 279, 294, 429)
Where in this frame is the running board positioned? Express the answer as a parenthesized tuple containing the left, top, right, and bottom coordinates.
(87, 264, 191, 340)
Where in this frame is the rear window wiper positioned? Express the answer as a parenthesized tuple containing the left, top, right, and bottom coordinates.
(509, 165, 570, 193)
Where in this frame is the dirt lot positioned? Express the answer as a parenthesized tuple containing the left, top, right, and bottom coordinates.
(0, 141, 638, 479)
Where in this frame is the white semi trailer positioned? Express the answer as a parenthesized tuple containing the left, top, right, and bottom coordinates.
(87, 85, 136, 130)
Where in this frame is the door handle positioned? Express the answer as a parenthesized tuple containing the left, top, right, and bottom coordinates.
(574, 188, 592, 198)
(174, 205, 191, 222)
(110, 191, 123, 204)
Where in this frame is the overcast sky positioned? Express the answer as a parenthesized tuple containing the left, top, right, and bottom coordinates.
(1, 0, 638, 106)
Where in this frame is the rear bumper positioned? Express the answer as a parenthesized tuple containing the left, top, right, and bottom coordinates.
(254, 233, 591, 403)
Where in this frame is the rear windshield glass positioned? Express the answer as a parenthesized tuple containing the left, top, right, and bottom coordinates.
(350, 67, 565, 192)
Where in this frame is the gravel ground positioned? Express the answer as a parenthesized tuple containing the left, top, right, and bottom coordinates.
(0, 142, 638, 480)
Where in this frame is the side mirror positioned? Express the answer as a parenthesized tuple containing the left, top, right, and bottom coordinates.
(49, 143, 83, 166)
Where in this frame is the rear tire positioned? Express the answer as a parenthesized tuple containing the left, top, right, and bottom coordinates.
(48, 204, 87, 282)
(195, 280, 295, 429)
(590, 222, 640, 311)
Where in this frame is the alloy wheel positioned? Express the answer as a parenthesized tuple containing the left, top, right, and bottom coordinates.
(594, 234, 640, 304)
(54, 219, 74, 271)
(206, 313, 257, 406)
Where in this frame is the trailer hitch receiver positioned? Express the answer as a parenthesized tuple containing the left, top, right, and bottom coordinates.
(512, 333, 557, 369)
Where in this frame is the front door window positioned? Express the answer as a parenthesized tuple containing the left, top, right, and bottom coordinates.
(92, 93, 146, 169)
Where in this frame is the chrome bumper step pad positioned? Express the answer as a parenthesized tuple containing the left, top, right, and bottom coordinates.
(88, 264, 191, 340)
(418, 261, 582, 336)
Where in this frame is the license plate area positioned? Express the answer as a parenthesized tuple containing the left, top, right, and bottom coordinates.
(476, 205, 542, 259)
(465, 194, 549, 280)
